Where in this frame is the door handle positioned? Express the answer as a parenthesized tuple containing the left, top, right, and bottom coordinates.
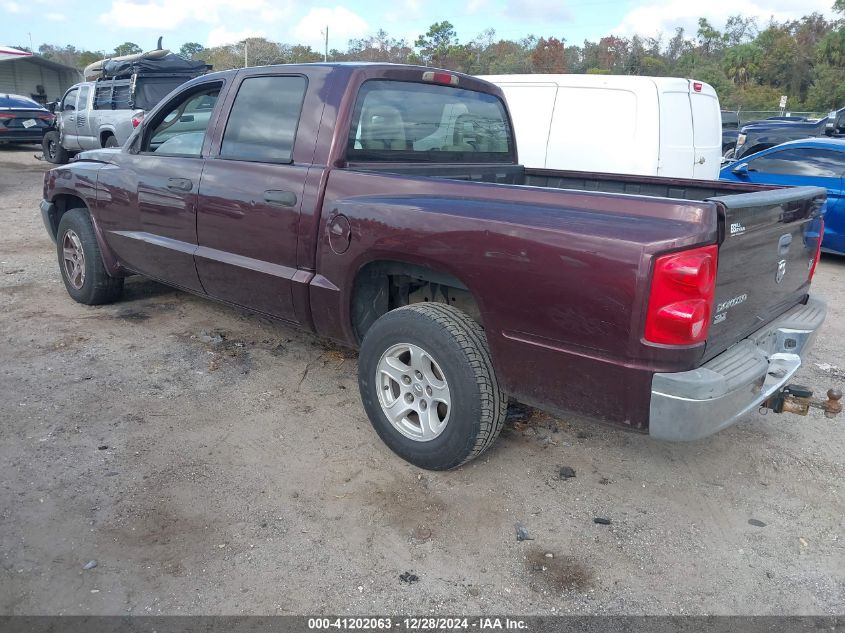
(167, 178, 193, 192)
(263, 190, 297, 207)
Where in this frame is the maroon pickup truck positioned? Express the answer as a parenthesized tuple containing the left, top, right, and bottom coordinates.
(40, 63, 835, 469)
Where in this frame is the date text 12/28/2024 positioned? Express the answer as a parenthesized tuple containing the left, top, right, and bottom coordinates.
(307, 618, 528, 630)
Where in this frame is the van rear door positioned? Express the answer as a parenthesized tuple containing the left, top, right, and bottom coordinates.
(656, 78, 695, 179)
(690, 80, 722, 179)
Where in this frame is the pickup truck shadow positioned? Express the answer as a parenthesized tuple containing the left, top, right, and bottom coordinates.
(122, 276, 181, 302)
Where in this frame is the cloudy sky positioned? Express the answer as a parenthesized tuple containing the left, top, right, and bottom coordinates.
(0, 0, 839, 53)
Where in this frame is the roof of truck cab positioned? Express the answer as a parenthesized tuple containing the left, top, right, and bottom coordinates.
(187, 63, 502, 96)
(202, 62, 470, 73)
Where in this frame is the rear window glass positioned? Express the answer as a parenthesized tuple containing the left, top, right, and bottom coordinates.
(0, 94, 43, 109)
(347, 80, 514, 163)
(134, 77, 190, 110)
(94, 82, 130, 110)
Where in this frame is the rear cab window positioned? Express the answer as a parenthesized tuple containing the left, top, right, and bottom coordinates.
(347, 80, 514, 163)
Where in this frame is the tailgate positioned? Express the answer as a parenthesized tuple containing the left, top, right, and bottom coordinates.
(704, 186, 826, 361)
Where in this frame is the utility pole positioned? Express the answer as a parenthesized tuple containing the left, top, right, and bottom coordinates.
(324, 26, 328, 62)
(27, 32, 33, 53)
(244, 40, 248, 68)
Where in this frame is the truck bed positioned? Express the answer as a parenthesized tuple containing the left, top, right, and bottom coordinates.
(342, 161, 824, 365)
(347, 162, 766, 200)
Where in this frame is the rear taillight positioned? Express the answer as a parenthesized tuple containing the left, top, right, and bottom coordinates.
(644, 245, 719, 346)
(809, 217, 824, 282)
(131, 112, 144, 128)
(0, 113, 14, 120)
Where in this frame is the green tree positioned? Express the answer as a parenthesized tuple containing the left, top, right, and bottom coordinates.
(179, 42, 205, 60)
(289, 45, 322, 63)
(696, 18, 723, 56)
(113, 42, 142, 57)
(347, 30, 412, 63)
(817, 27, 845, 66)
(723, 42, 761, 85)
(806, 63, 845, 109)
(415, 21, 459, 67)
(38, 44, 102, 70)
(755, 26, 799, 92)
(78, 50, 102, 68)
(723, 15, 758, 47)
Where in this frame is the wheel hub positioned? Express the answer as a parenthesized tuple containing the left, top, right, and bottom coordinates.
(61, 229, 86, 290)
(376, 342, 451, 442)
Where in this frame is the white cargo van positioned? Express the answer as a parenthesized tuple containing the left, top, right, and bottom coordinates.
(479, 74, 722, 180)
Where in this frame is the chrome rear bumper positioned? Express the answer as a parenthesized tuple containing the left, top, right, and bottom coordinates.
(649, 297, 826, 441)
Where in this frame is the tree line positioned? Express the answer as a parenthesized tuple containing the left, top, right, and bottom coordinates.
(22, 5, 845, 112)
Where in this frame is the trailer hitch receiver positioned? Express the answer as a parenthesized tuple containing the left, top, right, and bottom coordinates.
(763, 385, 842, 419)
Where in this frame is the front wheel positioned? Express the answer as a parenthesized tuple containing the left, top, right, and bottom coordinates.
(56, 208, 124, 305)
(358, 303, 507, 470)
(42, 130, 68, 164)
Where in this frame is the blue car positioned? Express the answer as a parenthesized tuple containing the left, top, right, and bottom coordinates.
(720, 138, 845, 254)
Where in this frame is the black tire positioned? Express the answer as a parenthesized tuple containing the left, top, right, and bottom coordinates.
(722, 146, 735, 160)
(42, 130, 68, 164)
(56, 208, 124, 305)
(358, 303, 507, 470)
(103, 135, 119, 148)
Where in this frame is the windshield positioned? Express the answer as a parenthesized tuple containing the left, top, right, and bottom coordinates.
(347, 80, 514, 163)
(0, 94, 45, 110)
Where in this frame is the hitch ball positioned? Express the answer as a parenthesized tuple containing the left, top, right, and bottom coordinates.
(823, 388, 842, 419)
(763, 386, 843, 419)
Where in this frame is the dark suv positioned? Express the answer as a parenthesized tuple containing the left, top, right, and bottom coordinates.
(735, 107, 845, 159)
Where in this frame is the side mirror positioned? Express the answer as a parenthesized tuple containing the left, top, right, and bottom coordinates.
(732, 162, 749, 176)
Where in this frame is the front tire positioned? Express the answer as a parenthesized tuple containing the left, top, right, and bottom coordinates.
(56, 208, 124, 305)
(358, 303, 507, 470)
(42, 130, 68, 164)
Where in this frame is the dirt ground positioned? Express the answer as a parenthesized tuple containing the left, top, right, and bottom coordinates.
(0, 145, 843, 616)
